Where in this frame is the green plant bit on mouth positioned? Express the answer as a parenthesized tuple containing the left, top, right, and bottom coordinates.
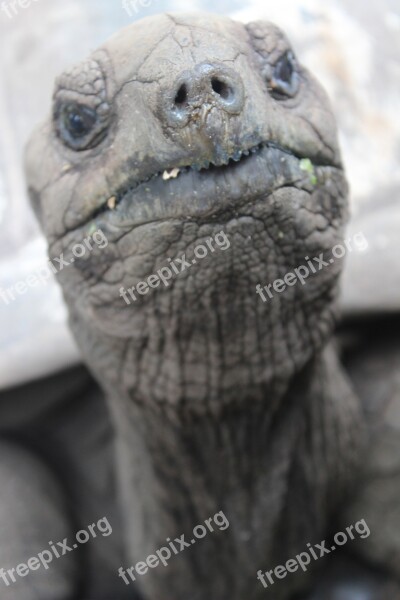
(300, 158, 318, 185)
(87, 223, 98, 236)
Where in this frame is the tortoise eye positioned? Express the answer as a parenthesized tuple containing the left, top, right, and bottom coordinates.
(269, 52, 300, 100)
(54, 101, 109, 151)
(63, 104, 97, 139)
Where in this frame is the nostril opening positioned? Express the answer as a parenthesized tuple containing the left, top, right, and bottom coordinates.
(211, 78, 233, 100)
(174, 84, 188, 106)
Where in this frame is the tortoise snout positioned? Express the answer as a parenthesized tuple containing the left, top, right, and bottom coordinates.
(161, 63, 245, 127)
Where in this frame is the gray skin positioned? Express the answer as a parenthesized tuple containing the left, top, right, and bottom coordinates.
(17, 11, 400, 600)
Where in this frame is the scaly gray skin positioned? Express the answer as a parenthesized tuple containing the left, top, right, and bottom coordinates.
(23, 12, 400, 600)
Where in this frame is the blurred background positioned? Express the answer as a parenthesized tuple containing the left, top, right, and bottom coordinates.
(0, 0, 399, 390)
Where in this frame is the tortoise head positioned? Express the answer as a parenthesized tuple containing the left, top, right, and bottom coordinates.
(25, 13, 348, 412)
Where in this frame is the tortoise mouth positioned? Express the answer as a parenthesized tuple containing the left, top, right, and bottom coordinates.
(93, 140, 334, 220)
(93, 141, 277, 216)
(82, 140, 342, 236)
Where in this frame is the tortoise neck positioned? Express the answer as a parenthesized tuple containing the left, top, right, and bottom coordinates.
(107, 350, 364, 599)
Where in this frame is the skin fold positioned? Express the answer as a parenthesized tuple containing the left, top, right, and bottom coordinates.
(20, 12, 400, 600)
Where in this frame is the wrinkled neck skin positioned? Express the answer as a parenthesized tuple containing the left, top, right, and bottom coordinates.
(70, 299, 364, 600)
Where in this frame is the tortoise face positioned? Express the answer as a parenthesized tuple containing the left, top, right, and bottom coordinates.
(25, 13, 348, 409)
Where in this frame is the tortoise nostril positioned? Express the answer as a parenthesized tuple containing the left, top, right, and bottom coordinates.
(174, 84, 188, 106)
(162, 64, 245, 127)
(211, 78, 232, 100)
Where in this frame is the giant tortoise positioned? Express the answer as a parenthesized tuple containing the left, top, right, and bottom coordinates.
(0, 9, 399, 600)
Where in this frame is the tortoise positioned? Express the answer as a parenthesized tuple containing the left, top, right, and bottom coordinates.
(2, 11, 400, 600)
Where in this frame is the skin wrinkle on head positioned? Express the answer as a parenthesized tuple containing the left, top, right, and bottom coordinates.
(24, 14, 364, 600)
